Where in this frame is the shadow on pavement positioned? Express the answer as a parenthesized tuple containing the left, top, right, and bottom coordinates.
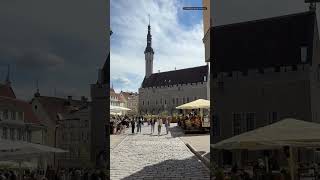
(168, 126, 211, 163)
(121, 155, 210, 180)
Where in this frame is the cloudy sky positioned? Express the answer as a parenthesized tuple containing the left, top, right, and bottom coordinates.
(0, 0, 107, 100)
(110, 0, 206, 93)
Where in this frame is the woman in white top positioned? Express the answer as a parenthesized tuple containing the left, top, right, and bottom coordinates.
(157, 118, 163, 136)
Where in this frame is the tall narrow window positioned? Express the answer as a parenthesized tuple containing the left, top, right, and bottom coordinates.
(246, 113, 255, 131)
(3, 110, 8, 120)
(17, 128, 22, 140)
(272, 112, 278, 123)
(2, 127, 7, 139)
(232, 113, 241, 135)
(10, 128, 14, 140)
(301, 46, 307, 63)
(10, 111, 15, 120)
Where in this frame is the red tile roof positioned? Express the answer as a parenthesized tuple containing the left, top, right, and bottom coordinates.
(0, 84, 16, 98)
(32, 96, 87, 122)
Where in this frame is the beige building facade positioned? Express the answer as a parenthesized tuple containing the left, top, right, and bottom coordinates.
(139, 78, 208, 115)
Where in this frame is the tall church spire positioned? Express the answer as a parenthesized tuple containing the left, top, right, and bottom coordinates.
(144, 14, 154, 78)
(34, 79, 40, 97)
(5, 64, 11, 86)
(144, 14, 154, 54)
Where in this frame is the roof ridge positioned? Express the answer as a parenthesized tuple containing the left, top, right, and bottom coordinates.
(151, 65, 208, 75)
(213, 11, 314, 30)
(38, 95, 82, 102)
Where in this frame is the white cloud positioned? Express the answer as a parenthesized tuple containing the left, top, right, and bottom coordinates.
(111, 0, 205, 92)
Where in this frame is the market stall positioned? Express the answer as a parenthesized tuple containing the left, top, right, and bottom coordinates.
(211, 118, 320, 180)
(0, 139, 67, 180)
(176, 99, 210, 133)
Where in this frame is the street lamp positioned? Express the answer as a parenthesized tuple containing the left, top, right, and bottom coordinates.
(53, 119, 62, 168)
(53, 124, 60, 168)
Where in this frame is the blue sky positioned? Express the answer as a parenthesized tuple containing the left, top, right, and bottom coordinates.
(110, 0, 205, 93)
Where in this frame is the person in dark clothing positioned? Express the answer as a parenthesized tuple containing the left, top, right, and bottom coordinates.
(9, 171, 16, 180)
(131, 119, 135, 134)
(231, 163, 238, 174)
(99, 170, 106, 180)
(82, 170, 89, 180)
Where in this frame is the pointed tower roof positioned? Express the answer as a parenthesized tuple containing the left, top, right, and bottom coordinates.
(144, 14, 154, 54)
(34, 80, 40, 97)
(5, 64, 11, 86)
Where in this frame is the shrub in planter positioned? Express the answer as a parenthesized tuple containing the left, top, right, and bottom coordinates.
(214, 168, 225, 180)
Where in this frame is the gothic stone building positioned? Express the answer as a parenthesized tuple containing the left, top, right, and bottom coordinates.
(138, 22, 208, 115)
(211, 11, 320, 166)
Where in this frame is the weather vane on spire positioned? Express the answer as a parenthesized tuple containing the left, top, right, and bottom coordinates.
(148, 14, 150, 25)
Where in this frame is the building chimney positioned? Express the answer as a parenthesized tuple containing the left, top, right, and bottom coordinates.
(67, 96, 72, 102)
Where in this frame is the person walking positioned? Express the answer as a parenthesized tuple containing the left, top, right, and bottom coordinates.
(164, 117, 170, 134)
(157, 117, 163, 137)
(150, 118, 155, 134)
(138, 117, 142, 134)
(131, 118, 135, 134)
(136, 117, 140, 133)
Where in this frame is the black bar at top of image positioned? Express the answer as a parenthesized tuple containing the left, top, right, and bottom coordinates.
(183, 7, 207, 10)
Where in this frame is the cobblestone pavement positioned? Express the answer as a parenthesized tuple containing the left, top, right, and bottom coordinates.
(110, 123, 210, 180)
(110, 134, 128, 150)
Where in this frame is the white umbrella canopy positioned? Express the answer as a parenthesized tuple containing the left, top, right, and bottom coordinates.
(176, 99, 210, 109)
(0, 140, 68, 160)
(211, 118, 320, 150)
(110, 105, 131, 112)
(0, 161, 36, 169)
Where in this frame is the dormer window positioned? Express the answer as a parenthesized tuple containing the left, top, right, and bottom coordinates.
(3, 110, 8, 120)
(301, 46, 307, 63)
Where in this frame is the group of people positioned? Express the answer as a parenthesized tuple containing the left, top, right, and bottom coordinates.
(148, 118, 170, 136)
(111, 115, 172, 136)
(110, 115, 130, 134)
(0, 167, 108, 180)
(0, 170, 17, 180)
(130, 116, 144, 134)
